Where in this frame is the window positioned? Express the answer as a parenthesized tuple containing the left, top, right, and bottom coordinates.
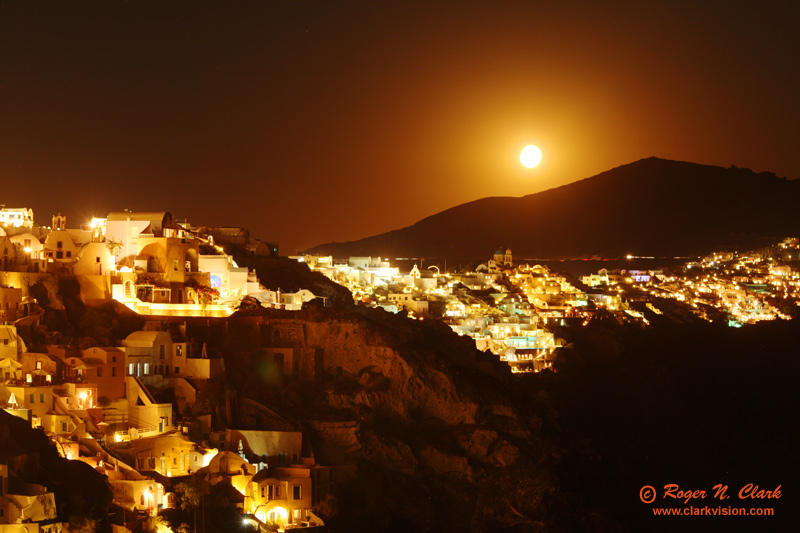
(173, 457, 177, 465)
(30, 393, 35, 403)
(176, 345, 182, 357)
(261, 486, 265, 498)
(36, 361, 42, 369)
(66, 251, 71, 258)
(174, 367, 180, 374)
(160, 345, 165, 358)
(293, 485, 301, 500)
(56, 251, 63, 259)
(268, 485, 274, 500)
(41, 393, 45, 402)
(96, 256, 101, 263)
(144, 363, 149, 375)
(62, 422, 68, 432)
(129, 363, 134, 376)
(97, 368, 102, 377)
(173, 259, 178, 271)
(112, 367, 116, 377)
(57, 241, 63, 249)
(112, 356, 117, 363)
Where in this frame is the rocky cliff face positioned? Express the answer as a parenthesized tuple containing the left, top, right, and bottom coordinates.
(224, 307, 600, 531)
(266, 308, 795, 532)
(0, 410, 113, 530)
(302, 316, 481, 426)
(233, 255, 354, 307)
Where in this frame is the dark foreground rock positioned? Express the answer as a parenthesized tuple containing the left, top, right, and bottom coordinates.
(216, 306, 795, 532)
(0, 410, 113, 531)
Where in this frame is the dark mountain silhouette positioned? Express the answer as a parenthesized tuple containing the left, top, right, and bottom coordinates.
(308, 157, 800, 260)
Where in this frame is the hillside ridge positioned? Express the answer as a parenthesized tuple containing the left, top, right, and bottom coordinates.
(308, 157, 799, 260)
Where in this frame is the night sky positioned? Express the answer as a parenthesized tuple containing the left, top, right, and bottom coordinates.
(2, 1, 798, 253)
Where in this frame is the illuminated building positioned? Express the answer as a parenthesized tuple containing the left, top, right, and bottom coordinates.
(0, 208, 34, 229)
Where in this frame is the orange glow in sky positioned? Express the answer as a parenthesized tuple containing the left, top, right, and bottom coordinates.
(2, 1, 797, 253)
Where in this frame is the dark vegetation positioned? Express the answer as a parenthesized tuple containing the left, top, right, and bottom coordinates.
(159, 479, 242, 533)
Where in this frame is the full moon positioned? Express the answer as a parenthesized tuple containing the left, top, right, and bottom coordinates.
(520, 145, 542, 168)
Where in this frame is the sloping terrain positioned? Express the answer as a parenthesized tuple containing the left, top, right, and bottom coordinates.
(222, 307, 616, 531)
(309, 158, 800, 260)
(219, 306, 795, 532)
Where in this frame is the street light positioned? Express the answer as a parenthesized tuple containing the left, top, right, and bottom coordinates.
(241, 516, 259, 531)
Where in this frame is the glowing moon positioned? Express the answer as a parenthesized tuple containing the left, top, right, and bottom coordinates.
(520, 145, 542, 168)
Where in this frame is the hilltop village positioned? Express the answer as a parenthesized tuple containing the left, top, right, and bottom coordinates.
(0, 207, 333, 532)
(0, 207, 313, 319)
(298, 239, 800, 372)
(1, 205, 798, 532)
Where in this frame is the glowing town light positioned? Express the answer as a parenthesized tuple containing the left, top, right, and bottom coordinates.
(202, 449, 219, 467)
